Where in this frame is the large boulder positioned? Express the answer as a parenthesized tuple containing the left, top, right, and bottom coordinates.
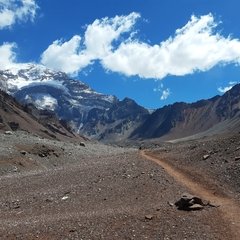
(175, 193, 205, 211)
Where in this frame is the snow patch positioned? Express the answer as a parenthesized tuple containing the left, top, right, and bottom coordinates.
(25, 94, 58, 111)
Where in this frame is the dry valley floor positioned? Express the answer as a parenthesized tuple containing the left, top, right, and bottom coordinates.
(0, 131, 239, 239)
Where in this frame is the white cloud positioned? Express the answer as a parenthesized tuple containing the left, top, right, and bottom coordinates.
(0, 0, 38, 29)
(41, 12, 140, 75)
(41, 35, 93, 75)
(40, 13, 240, 79)
(0, 42, 16, 69)
(103, 14, 240, 79)
(160, 88, 170, 100)
(218, 81, 238, 93)
(84, 12, 140, 59)
(0, 42, 35, 71)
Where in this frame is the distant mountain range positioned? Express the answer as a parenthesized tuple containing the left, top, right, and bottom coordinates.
(0, 64, 240, 142)
(131, 85, 240, 141)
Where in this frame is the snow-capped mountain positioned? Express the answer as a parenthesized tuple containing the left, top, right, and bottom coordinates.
(0, 64, 149, 140)
(0, 64, 116, 129)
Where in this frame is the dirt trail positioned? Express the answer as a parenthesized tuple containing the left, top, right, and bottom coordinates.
(141, 150, 240, 240)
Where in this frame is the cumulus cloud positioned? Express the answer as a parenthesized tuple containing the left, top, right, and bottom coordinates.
(218, 81, 238, 93)
(40, 35, 93, 74)
(160, 88, 170, 100)
(84, 12, 140, 59)
(40, 13, 240, 79)
(103, 14, 240, 79)
(0, 42, 17, 69)
(0, 0, 38, 29)
(41, 12, 140, 75)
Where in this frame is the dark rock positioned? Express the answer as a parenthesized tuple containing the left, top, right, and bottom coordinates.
(38, 153, 47, 157)
(20, 150, 27, 155)
(9, 121, 19, 131)
(189, 145, 197, 150)
(175, 193, 205, 211)
(80, 142, 86, 147)
(53, 152, 60, 157)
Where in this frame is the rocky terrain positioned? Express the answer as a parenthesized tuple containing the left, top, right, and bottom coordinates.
(0, 128, 239, 239)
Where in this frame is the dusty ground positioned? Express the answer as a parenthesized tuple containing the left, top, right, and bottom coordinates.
(0, 131, 239, 239)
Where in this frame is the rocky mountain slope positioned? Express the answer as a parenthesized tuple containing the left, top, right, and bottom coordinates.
(0, 64, 149, 141)
(0, 89, 80, 141)
(131, 84, 240, 141)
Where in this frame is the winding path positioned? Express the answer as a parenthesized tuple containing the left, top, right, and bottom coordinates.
(141, 150, 240, 240)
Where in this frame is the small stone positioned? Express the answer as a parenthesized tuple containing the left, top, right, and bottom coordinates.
(235, 156, 240, 161)
(203, 154, 210, 160)
(20, 150, 27, 155)
(80, 142, 86, 147)
(12, 205, 20, 209)
(38, 153, 47, 157)
(53, 152, 59, 157)
(5, 131, 13, 135)
(167, 201, 174, 207)
(61, 195, 69, 201)
(189, 145, 197, 150)
(145, 214, 153, 220)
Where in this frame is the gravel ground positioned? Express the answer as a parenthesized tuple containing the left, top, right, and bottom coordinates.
(0, 131, 236, 239)
(150, 133, 240, 199)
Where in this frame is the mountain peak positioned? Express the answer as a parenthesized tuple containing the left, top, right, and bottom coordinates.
(0, 64, 148, 141)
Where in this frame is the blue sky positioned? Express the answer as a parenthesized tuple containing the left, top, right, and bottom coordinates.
(1, 0, 240, 109)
